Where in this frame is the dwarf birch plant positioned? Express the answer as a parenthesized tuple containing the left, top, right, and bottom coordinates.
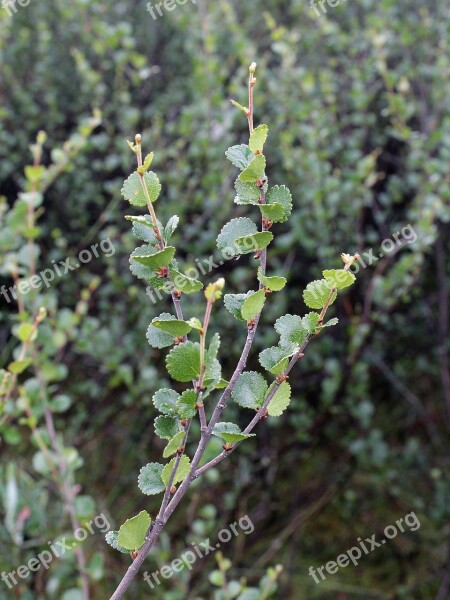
(108, 63, 358, 599)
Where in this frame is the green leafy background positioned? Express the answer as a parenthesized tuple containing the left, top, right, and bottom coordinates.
(0, 0, 449, 598)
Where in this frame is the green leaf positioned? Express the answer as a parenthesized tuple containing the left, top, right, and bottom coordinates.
(216, 218, 257, 257)
(121, 172, 162, 206)
(132, 222, 158, 244)
(154, 415, 181, 440)
(161, 455, 191, 487)
(267, 381, 292, 417)
(187, 317, 203, 330)
(241, 289, 266, 321)
(274, 314, 308, 346)
(259, 344, 297, 375)
(301, 312, 321, 334)
(105, 531, 129, 554)
(257, 267, 286, 291)
(137, 152, 154, 174)
(25, 165, 46, 183)
(230, 99, 248, 114)
(249, 124, 269, 153)
(323, 269, 356, 290)
(264, 185, 293, 223)
(231, 371, 268, 409)
(320, 317, 339, 328)
(204, 357, 222, 389)
(163, 431, 185, 458)
(8, 359, 32, 374)
(16, 323, 36, 343)
(125, 215, 156, 226)
(164, 216, 179, 242)
(176, 390, 197, 419)
(170, 269, 203, 294)
(239, 155, 266, 183)
(138, 463, 165, 495)
(166, 341, 201, 382)
(129, 259, 167, 286)
(223, 291, 255, 321)
(146, 313, 178, 349)
(212, 422, 255, 444)
(153, 388, 179, 414)
(303, 280, 337, 310)
(234, 180, 261, 205)
(234, 231, 273, 254)
(206, 333, 221, 363)
(130, 245, 175, 270)
(225, 145, 254, 170)
(152, 318, 192, 337)
(259, 203, 285, 222)
(117, 510, 151, 550)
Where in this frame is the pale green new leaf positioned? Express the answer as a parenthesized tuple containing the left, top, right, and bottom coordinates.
(170, 269, 203, 294)
(131, 245, 175, 270)
(249, 124, 269, 153)
(234, 231, 273, 254)
(303, 280, 337, 309)
(230, 99, 248, 114)
(239, 155, 266, 182)
(223, 291, 255, 321)
(105, 531, 129, 554)
(301, 312, 321, 334)
(163, 431, 185, 458)
(231, 371, 268, 409)
(121, 171, 162, 206)
(161, 455, 191, 487)
(8, 359, 32, 374)
(154, 415, 181, 440)
(176, 390, 197, 419)
(323, 269, 356, 290)
(151, 318, 192, 337)
(241, 289, 266, 321)
(152, 388, 179, 414)
(257, 267, 286, 291)
(267, 381, 292, 417)
(117, 510, 151, 550)
(138, 462, 165, 495)
(259, 203, 286, 222)
(166, 342, 201, 382)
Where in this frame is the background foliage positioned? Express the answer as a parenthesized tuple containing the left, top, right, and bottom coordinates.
(0, 0, 449, 598)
